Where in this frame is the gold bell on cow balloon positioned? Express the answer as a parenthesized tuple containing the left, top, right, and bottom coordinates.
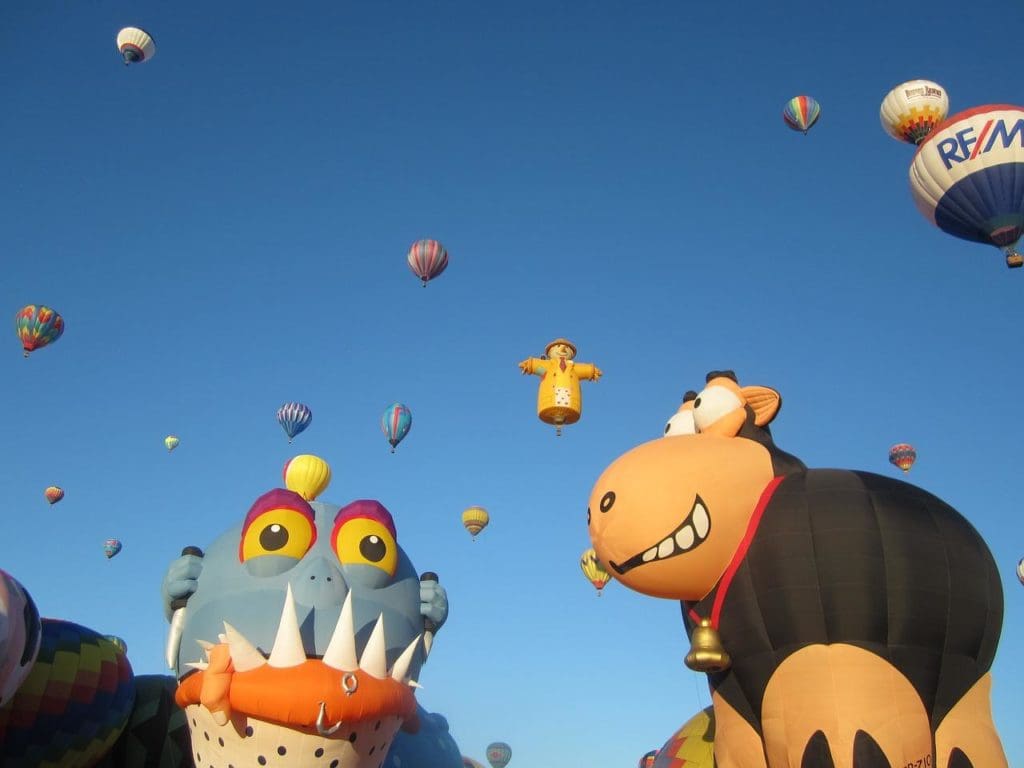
(685, 618, 731, 673)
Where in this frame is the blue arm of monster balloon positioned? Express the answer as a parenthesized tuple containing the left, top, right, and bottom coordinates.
(160, 550, 204, 622)
(419, 574, 448, 632)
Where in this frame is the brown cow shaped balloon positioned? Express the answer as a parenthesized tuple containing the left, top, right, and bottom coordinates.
(588, 371, 1006, 768)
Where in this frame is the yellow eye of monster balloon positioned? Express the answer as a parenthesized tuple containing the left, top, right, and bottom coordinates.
(331, 499, 399, 577)
(239, 489, 317, 562)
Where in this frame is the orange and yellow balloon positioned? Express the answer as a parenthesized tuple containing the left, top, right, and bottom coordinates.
(44, 486, 64, 505)
(283, 454, 332, 501)
(580, 548, 611, 595)
(461, 506, 489, 540)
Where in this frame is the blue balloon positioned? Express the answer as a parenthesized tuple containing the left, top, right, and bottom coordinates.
(381, 403, 412, 453)
(276, 402, 312, 442)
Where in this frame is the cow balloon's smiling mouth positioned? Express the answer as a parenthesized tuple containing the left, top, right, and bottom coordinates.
(610, 495, 711, 575)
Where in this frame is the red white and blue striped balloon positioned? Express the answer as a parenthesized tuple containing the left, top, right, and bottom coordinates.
(407, 239, 449, 286)
(381, 403, 412, 453)
(782, 95, 821, 134)
(276, 402, 312, 442)
(909, 105, 1024, 259)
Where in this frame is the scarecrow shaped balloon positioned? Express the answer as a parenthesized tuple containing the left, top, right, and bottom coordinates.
(518, 338, 602, 435)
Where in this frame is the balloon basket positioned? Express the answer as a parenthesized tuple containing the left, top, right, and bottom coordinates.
(22, 350, 30, 358)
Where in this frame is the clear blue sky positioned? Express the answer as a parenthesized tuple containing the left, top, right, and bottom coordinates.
(2, 1, 1023, 765)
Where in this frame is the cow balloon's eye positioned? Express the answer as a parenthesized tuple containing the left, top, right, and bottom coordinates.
(664, 409, 696, 437)
(691, 385, 743, 432)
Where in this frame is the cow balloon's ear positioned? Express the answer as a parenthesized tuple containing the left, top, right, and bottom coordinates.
(742, 386, 781, 426)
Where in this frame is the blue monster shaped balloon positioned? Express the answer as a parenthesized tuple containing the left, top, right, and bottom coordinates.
(160, 455, 448, 768)
(277, 402, 312, 443)
(381, 403, 412, 454)
(383, 705, 465, 768)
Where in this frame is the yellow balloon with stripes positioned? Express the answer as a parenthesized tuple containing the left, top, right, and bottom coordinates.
(461, 506, 489, 540)
(580, 547, 611, 595)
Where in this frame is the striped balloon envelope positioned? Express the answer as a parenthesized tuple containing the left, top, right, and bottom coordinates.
(652, 707, 715, 768)
(0, 619, 134, 767)
(381, 402, 412, 453)
(407, 239, 449, 286)
(888, 443, 917, 473)
(276, 402, 312, 442)
(782, 95, 821, 134)
(15, 305, 64, 358)
(909, 105, 1024, 265)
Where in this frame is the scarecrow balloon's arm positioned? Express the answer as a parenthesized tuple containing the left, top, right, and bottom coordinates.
(574, 362, 603, 381)
(160, 549, 205, 622)
(518, 357, 547, 376)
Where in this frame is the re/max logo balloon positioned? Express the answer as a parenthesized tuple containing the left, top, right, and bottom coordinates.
(936, 118, 1024, 169)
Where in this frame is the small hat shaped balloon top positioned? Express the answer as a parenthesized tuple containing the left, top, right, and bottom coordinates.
(15, 305, 63, 358)
(282, 454, 332, 501)
(116, 27, 156, 65)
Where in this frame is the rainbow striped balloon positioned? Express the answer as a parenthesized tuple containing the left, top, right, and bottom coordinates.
(407, 239, 449, 286)
(0, 619, 134, 767)
(15, 305, 64, 358)
(783, 95, 821, 134)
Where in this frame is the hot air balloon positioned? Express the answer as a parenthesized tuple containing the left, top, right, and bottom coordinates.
(283, 454, 332, 501)
(116, 27, 156, 65)
(44, 486, 64, 505)
(783, 95, 821, 134)
(15, 305, 64, 358)
(382, 403, 412, 453)
(103, 539, 122, 559)
(638, 750, 659, 768)
(276, 402, 312, 442)
(888, 443, 917, 473)
(164, 435, 180, 452)
(1017, 558, 1023, 586)
(880, 79, 949, 146)
(652, 708, 715, 768)
(909, 104, 1024, 268)
(407, 239, 449, 286)
(518, 338, 602, 436)
(485, 742, 512, 768)
(0, 619, 134, 765)
(580, 547, 611, 595)
(0, 570, 41, 707)
(461, 506, 489, 540)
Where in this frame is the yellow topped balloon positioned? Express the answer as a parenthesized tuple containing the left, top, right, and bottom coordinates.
(283, 454, 331, 501)
(580, 547, 611, 596)
(461, 506, 489, 540)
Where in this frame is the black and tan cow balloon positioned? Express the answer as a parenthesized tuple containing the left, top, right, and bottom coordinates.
(588, 371, 1006, 768)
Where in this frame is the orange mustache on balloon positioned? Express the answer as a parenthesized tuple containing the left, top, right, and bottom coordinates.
(175, 587, 420, 734)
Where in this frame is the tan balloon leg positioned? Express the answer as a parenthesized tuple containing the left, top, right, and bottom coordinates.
(933, 674, 1008, 768)
(711, 691, 768, 768)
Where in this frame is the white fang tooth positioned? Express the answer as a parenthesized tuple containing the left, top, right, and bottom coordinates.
(268, 584, 307, 668)
(693, 503, 710, 538)
(218, 633, 228, 644)
(408, 680, 422, 689)
(323, 592, 359, 671)
(196, 639, 214, 660)
(657, 537, 674, 559)
(223, 622, 267, 672)
(360, 614, 388, 679)
(186, 661, 209, 670)
(390, 634, 421, 682)
(642, 547, 658, 563)
(676, 525, 695, 550)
